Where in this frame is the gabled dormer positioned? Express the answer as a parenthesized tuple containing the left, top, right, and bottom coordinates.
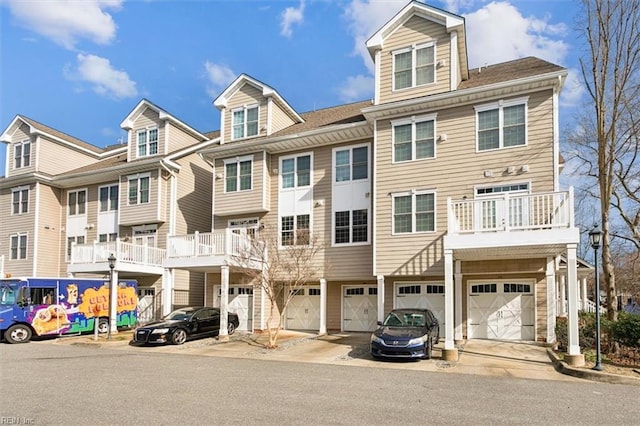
(213, 74, 304, 144)
(366, 1, 468, 105)
(120, 99, 209, 163)
(0, 115, 101, 178)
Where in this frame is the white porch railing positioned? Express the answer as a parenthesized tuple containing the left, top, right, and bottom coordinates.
(166, 229, 261, 260)
(447, 189, 574, 235)
(562, 299, 606, 315)
(70, 240, 166, 267)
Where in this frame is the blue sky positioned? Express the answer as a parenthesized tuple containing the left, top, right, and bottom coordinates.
(0, 0, 583, 177)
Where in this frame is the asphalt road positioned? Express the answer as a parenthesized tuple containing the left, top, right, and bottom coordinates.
(1, 341, 638, 425)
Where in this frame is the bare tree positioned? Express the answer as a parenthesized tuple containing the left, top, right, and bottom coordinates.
(569, 0, 640, 320)
(231, 225, 323, 348)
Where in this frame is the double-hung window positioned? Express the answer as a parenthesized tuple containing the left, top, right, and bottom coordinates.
(99, 184, 119, 212)
(68, 190, 87, 216)
(232, 105, 259, 140)
(281, 154, 311, 189)
(14, 141, 31, 169)
(225, 156, 252, 192)
(137, 128, 158, 157)
(393, 43, 435, 90)
(128, 174, 150, 205)
(393, 191, 436, 234)
(335, 209, 368, 244)
(67, 235, 85, 259)
(12, 187, 29, 215)
(281, 214, 310, 246)
(393, 114, 436, 162)
(10, 233, 28, 260)
(335, 146, 368, 182)
(476, 98, 527, 151)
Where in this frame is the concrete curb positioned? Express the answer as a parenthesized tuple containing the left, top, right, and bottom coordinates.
(546, 349, 640, 386)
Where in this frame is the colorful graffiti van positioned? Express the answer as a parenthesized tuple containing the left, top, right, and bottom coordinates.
(0, 278, 138, 344)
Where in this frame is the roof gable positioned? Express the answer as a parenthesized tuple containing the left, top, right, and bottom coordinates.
(120, 99, 208, 140)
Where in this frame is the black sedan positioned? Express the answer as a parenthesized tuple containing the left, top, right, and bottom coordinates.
(370, 309, 439, 360)
(133, 307, 240, 345)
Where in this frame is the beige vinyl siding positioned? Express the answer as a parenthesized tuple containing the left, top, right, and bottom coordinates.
(8, 123, 36, 175)
(374, 90, 556, 276)
(37, 135, 98, 176)
(165, 122, 201, 155)
(35, 184, 64, 276)
(119, 169, 164, 225)
(222, 84, 268, 144)
(172, 269, 204, 307)
(1, 184, 36, 277)
(214, 151, 266, 216)
(378, 15, 451, 104)
(174, 152, 213, 235)
(270, 102, 296, 134)
(128, 108, 165, 161)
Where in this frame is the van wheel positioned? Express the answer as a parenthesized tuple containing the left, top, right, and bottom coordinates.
(5, 324, 32, 344)
(97, 318, 109, 334)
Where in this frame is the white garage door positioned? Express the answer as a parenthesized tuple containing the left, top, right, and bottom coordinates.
(214, 285, 253, 331)
(343, 286, 377, 332)
(394, 283, 445, 337)
(468, 282, 534, 340)
(286, 286, 321, 330)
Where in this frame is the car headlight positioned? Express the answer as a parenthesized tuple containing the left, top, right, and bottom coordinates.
(370, 334, 384, 344)
(408, 336, 427, 346)
(151, 328, 169, 334)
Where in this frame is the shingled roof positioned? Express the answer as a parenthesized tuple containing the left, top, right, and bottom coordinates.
(459, 56, 565, 90)
(18, 115, 104, 154)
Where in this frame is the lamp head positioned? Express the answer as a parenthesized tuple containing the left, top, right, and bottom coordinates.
(589, 225, 602, 249)
(108, 253, 116, 269)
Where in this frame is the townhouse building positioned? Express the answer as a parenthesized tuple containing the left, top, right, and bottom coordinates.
(1, 2, 586, 363)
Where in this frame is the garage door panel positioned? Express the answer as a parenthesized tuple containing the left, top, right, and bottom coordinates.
(343, 286, 377, 332)
(287, 287, 320, 330)
(215, 285, 253, 331)
(394, 284, 445, 337)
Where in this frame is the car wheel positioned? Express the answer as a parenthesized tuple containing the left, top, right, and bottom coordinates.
(97, 318, 109, 334)
(171, 329, 187, 345)
(227, 322, 236, 336)
(5, 324, 33, 344)
(425, 337, 433, 359)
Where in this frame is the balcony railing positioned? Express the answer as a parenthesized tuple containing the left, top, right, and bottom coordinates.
(447, 189, 574, 235)
(166, 229, 262, 260)
(70, 240, 166, 267)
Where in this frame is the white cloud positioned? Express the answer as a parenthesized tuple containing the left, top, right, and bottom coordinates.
(337, 74, 374, 102)
(560, 68, 585, 108)
(464, 2, 569, 68)
(204, 62, 236, 98)
(280, 0, 305, 38)
(5, 0, 122, 50)
(66, 54, 138, 99)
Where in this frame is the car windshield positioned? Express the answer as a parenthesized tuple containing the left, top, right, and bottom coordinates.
(0, 282, 19, 305)
(382, 312, 425, 327)
(165, 309, 196, 321)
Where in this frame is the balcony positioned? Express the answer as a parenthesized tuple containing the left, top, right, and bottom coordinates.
(444, 189, 579, 259)
(68, 240, 166, 275)
(164, 230, 263, 271)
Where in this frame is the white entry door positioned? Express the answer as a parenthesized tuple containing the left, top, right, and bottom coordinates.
(343, 286, 377, 332)
(214, 285, 253, 331)
(286, 286, 321, 330)
(467, 282, 534, 340)
(394, 283, 445, 337)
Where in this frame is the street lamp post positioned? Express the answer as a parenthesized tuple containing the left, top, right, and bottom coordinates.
(589, 225, 603, 371)
(107, 253, 116, 341)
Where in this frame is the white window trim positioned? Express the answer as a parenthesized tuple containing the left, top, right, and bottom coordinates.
(231, 104, 260, 140)
(475, 97, 529, 153)
(392, 41, 437, 92)
(223, 155, 254, 193)
(11, 185, 29, 215)
(68, 188, 88, 217)
(279, 151, 313, 190)
(391, 114, 437, 163)
(98, 183, 119, 213)
(332, 143, 370, 185)
(332, 209, 370, 247)
(278, 213, 312, 248)
(10, 232, 28, 260)
(127, 173, 151, 205)
(391, 189, 437, 235)
(473, 181, 531, 198)
(136, 127, 159, 158)
(14, 140, 31, 169)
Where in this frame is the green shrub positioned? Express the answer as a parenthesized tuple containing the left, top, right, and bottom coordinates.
(611, 313, 640, 349)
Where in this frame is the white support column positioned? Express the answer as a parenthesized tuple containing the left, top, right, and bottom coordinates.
(219, 265, 230, 341)
(162, 268, 173, 317)
(376, 275, 385, 323)
(581, 276, 588, 311)
(109, 269, 119, 333)
(546, 256, 557, 343)
(559, 274, 567, 317)
(319, 278, 327, 335)
(443, 250, 457, 361)
(454, 260, 463, 342)
(565, 244, 584, 365)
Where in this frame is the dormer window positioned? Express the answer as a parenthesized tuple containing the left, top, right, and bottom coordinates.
(14, 141, 31, 169)
(393, 42, 435, 90)
(137, 128, 158, 157)
(232, 105, 259, 140)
